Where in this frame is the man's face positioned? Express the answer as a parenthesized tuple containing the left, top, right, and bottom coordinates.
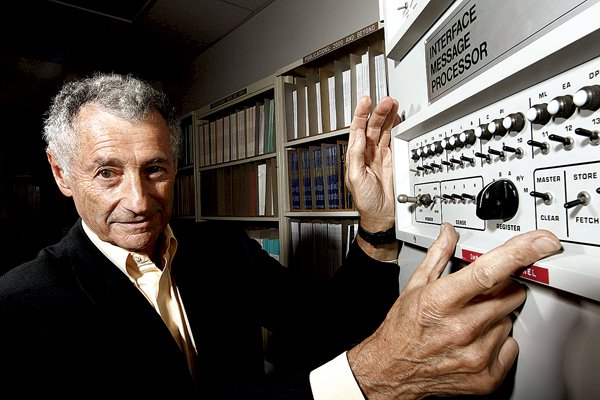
(49, 104, 176, 256)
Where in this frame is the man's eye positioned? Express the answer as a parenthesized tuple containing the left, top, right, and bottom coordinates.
(98, 169, 114, 179)
(146, 166, 167, 177)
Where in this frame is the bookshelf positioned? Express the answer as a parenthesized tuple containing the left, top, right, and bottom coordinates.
(274, 22, 388, 280)
(189, 74, 281, 261)
(173, 112, 198, 220)
(177, 22, 389, 279)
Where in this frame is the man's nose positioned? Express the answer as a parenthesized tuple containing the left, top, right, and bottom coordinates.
(122, 173, 152, 213)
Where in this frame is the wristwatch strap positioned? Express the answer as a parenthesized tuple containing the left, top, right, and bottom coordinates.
(357, 225, 397, 245)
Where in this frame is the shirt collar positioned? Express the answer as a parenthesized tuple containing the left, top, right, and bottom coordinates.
(81, 220, 178, 278)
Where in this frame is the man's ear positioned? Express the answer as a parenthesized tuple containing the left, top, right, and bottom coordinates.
(46, 149, 73, 197)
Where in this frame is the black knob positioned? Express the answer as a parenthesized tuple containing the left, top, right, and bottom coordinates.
(574, 128, 600, 144)
(548, 134, 574, 150)
(476, 179, 519, 221)
(411, 149, 420, 161)
(547, 95, 575, 119)
(527, 139, 550, 154)
(502, 112, 526, 133)
(573, 85, 600, 111)
(488, 119, 508, 137)
(475, 124, 493, 141)
(502, 145, 524, 158)
(420, 146, 430, 158)
(526, 104, 552, 125)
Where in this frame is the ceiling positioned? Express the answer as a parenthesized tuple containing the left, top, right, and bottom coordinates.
(0, 0, 275, 175)
(2, 0, 275, 81)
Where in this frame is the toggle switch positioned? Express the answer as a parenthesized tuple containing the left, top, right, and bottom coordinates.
(450, 157, 463, 166)
(460, 155, 475, 166)
(441, 160, 452, 167)
(397, 193, 435, 207)
(530, 191, 552, 205)
(527, 139, 550, 155)
(548, 134, 574, 150)
(488, 147, 506, 161)
(474, 152, 491, 163)
(564, 191, 591, 209)
(461, 193, 476, 201)
(476, 179, 519, 221)
(574, 128, 600, 145)
(451, 193, 463, 201)
(502, 145, 524, 159)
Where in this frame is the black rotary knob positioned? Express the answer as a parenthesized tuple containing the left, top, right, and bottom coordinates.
(476, 179, 519, 221)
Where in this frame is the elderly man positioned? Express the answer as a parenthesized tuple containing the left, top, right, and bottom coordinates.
(0, 73, 561, 399)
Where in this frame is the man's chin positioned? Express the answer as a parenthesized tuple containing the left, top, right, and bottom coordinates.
(113, 230, 160, 255)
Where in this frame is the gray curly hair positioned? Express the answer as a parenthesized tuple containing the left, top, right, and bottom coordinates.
(43, 72, 181, 177)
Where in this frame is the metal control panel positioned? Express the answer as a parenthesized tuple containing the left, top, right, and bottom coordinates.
(398, 56, 600, 301)
(387, 0, 600, 302)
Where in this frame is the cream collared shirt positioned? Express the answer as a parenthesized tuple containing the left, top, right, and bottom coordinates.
(81, 221, 197, 376)
(81, 221, 363, 398)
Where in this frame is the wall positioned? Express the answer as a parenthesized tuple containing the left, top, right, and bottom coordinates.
(174, 0, 379, 115)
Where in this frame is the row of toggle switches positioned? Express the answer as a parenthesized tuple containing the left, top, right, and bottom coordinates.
(411, 84, 600, 161)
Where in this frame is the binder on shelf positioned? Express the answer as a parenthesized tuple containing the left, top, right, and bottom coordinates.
(321, 143, 340, 210)
(298, 147, 313, 210)
(288, 149, 301, 211)
(309, 145, 326, 210)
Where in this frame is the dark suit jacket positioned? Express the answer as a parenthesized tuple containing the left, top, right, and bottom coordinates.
(0, 219, 399, 399)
